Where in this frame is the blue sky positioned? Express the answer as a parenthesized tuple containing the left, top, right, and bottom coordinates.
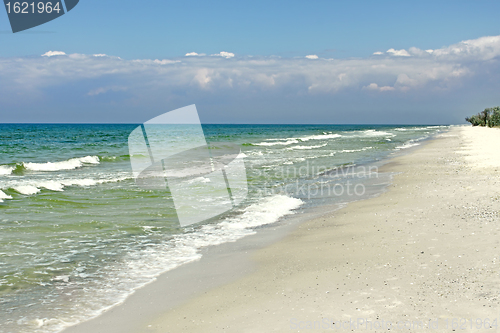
(1, 0, 500, 123)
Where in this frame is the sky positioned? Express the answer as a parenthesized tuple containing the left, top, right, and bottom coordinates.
(1, 0, 500, 124)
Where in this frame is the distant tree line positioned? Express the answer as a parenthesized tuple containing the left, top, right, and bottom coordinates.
(466, 107, 500, 127)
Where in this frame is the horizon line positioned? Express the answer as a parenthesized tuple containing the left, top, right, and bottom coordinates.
(0, 122, 460, 126)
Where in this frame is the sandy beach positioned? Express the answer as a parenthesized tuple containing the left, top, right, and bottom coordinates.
(63, 126, 500, 333)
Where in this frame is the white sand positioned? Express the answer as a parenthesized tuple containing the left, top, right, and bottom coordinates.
(458, 126, 500, 170)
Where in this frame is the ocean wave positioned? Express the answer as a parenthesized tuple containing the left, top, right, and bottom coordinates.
(249, 151, 264, 156)
(99, 155, 130, 162)
(38, 181, 66, 191)
(339, 147, 373, 153)
(0, 165, 14, 175)
(218, 195, 303, 230)
(0, 189, 13, 202)
(255, 133, 341, 146)
(30, 194, 302, 333)
(13, 185, 41, 195)
(2, 176, 132, 198)
(23, 156, 100, 172)
(186, 177, 211, 184)
(394, 127, 424, 131)
(394, 135, 430, 150)
(254, 139, 299, 146)
(299, 133, 342, 141)
(395, 127, 438, 132)
(61, 176, 131, 187)
(286, 143, 328, 150)
(395, 141, 421, 150)
(361, 130, 396, 137)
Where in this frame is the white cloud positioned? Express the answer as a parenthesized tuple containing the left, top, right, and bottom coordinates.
(365, 83, 379, 90)
(42, 51, 66, 57)
(364, 83, 395, 92)
(431, 35, 500, 60)
(305, 55, 319, 59)
(153, 59, 180, 65)
(131, 59, 180, 65)
(186, 52, 206, 56)
(386, 48, 411, 57)
(212, 51, 235, 59)
(373, 51, 384, 55)
(2, 34, 500, 102)
(193, 68, 213, 88)
(93, 54, 107, 57)
(379, 85, 395, 91)
(88, 86, 128, 96)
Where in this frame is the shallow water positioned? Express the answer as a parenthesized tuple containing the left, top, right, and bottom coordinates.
(0, 124, 447, 333)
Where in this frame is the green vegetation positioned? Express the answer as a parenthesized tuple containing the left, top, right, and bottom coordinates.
(466, 107, 500, 127)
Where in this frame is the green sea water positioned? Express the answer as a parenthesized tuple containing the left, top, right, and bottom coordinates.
(0, 124, 448, 333)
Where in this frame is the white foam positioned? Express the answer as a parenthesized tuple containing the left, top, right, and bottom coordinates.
(186, 177, 211, 184)
(0, 165, 13, 175)
(61, 179, 97, 187)
(339, 147, 373, 153)
(13, 185, 41, 195)
(34, 194, 303, 333)
(23, 156, 100, 172)
(287, 143, 328, 150)
(362, 130, 396, 137)
(395, 127, 434, 132)
(256, 133, 341, 146)
(0, 190, 12, 201)
(395, 142, 421, 150)
(63, 176, 130, 187)
(1, 176, 131, 200)
(38, 181, 65, 192)
(254, 139, 299, 146)
(218, 195, 303, 230)
(99, 176, 131, 184)
(250, 151, 264, 156)
(52, 275, 70, 283)
(426, 125, 447, 129)
(299, 133, 341, 141)
(340, 149, 362, 153)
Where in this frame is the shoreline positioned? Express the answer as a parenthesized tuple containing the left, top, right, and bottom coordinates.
(63, 126, 500, 333)
(59, 134, 416, 333)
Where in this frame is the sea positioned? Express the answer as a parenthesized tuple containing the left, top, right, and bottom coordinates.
(0, 124, 448, 333)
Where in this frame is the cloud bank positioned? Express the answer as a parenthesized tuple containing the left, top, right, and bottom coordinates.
(1, 35, 500, 123)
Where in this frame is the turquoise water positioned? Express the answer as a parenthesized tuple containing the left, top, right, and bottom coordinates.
(0, 124, 448, 332)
